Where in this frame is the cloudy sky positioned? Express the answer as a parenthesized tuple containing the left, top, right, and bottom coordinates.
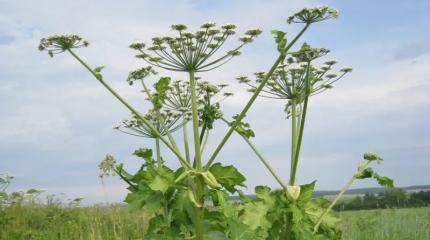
(1, 0, 429, 204)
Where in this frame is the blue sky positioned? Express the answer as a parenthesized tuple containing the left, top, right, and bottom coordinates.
(1, 0, 429, 204)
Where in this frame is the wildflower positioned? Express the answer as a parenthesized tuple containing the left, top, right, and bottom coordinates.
(287, 6, 339, 24)
(38, 35, 89, 57)
(129, 40, 146, 50)
(163, 79, 233, 114)
(115, 110, 182, 138)
(237, 52, 352, 116)
(98, 154, 117, 178)
(292, 43, 330, 62)
(126, 66, 158, 85)
(129, 23, 262, 72)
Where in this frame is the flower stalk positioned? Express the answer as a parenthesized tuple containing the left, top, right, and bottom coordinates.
(67, 49, 191, 169)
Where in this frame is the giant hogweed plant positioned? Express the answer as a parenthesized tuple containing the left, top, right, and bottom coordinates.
(39, 6, 393, 239)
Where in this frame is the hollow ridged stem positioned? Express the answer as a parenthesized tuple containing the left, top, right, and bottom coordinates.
(313, 160, 370, 233)
(189, 71, 202, 170)
(289, 98, 298, 185)
(313, 177, 354, 233)
(243, 135, 288, 190)
(113, 169, 137, 191)
(182, 113, 191, 163)
(204, 54, 284, 170)
(221, 118, 287, 189)
(290, 62, 311, 185)
(195, 182, 205, 240)
(67, 49, 191, 170)
(200, 131, 209, 154)
(155, 137, 161, 167)
(188, 70, 205, 240)
(158, 115, 181, 153)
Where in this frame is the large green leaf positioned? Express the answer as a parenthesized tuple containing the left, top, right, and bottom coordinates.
(216, 190, 236, 218)
(149, 175, 170, 193)
(240, 201, 271, 230)
(255, 186, 275, 209)
(124, 190, 147, 211)
(209, 163, 246, 193)
(145, 192, 163, 214)
(228, 219, 258, 240)
(298, 181, 316, 205)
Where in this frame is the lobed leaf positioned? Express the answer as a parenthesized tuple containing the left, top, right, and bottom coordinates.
(209, 163, 246, 193)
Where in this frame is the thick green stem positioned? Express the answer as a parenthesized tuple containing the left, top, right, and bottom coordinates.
(289, 99, 298, 185)
(194, 176, 205, 240)
(182, 113, 191, 163)
(290, 63, 311, 185)
(67, 49, 191, 170)
(313, 160, 370, 233)
(163, 199, 170, 227)
(199, 124, 207, 144)
(155, 137, 161, 167)
(189, 71, 202, 170)
(188, 70, 205, 240)
(223, 118, 287, 189)
(158, 115, 181, 153)
(313, 177, 355, 234)
(243, 136, 287, 190)
(113, 169, 137, 191)
(204, 54, 284, 169)
(200, 131, 209, 154)
(195, 198, 205, 240)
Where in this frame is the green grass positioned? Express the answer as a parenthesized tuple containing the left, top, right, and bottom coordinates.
(340, 207, 430, 240)
(1, 203, 429, 239)
(0, 203, 149, 240)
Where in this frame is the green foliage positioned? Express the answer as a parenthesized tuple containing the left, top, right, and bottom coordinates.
(354, 167, 374, 179)
(334, 189, 430, 211)
(229, 115, 255, 139)
(373, 173, 394, 188)
(133, 148, 153, 159)
(206, 190, 268, 240)
(200, 103, 223, 130)
(271, 30, 287, 54)
(2, 200, 430, 240)
(354, 158, 394, 188)
(209, 163, 246, 193)
(152, 77, 171, 111)
(363, 152, 383, 162)
(121, 149, 196, 236)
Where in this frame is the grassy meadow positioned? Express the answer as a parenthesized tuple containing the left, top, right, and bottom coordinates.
(1, 203, 429, 240)
(340, 207, 430, 240)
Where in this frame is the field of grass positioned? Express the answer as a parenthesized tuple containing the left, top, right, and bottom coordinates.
(1, 203, 429, 239)
(0, 203, 148, 240)
(340, 207, 430, 240)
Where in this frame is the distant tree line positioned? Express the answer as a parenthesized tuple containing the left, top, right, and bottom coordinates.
(334, 189, 430, 211)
